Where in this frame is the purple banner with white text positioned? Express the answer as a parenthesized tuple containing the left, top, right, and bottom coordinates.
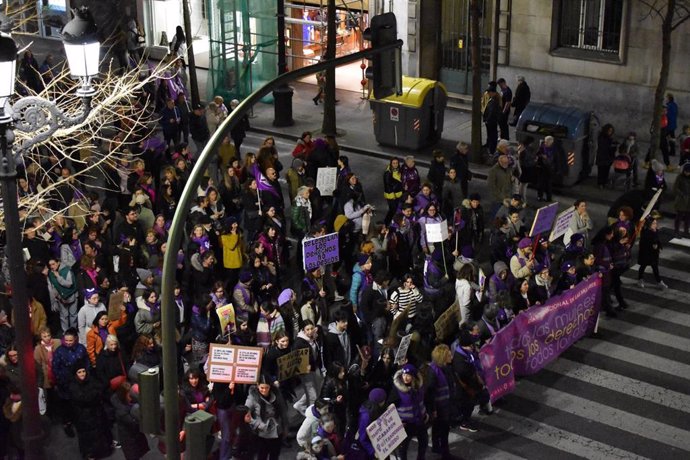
(479, 277, 602, 402)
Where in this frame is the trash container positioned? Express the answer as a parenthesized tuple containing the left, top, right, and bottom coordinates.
(370, 76, 448, 150)
(516, 102, 600, 186)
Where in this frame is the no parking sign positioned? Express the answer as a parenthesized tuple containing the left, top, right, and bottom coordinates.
(390, 106, 399, 121)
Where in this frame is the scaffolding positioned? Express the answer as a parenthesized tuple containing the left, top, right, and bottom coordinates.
(207, 0, 367, 102)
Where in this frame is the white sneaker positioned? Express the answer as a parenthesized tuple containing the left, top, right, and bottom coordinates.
(333, 293, 344, 302)
(658, 280, 668, 290)
(637, 280, 645, 289)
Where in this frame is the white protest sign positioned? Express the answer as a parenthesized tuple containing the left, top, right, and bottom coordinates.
(425, 220, 449, 243)
(476, 268, 486, 302)
(549, 206, 577, 242)
(394, 334, 412, 365)
(366, 404, 407, 459)
(316, 167, 338, 196)
(640, 187, 663, 222)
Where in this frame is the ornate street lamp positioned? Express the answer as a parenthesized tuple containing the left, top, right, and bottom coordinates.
(0, 7, 99, 457)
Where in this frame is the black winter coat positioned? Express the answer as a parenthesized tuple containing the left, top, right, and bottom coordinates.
(111, 394, 150, 460)
(638, 228, 661, 266)
(69, 374, 111, 457)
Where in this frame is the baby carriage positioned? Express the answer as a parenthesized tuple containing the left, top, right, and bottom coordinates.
(611, 152, 633, 190)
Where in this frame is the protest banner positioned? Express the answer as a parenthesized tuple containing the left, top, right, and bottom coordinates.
(108, 291, 125, 321)
(529, 202, 559, 237)
(394, 334, 412, 365)
(640, 187, 663, 222)
(549, 206, 577, 242)
(316, 167, 338, 196)
(302, 232, 340, 271)
(479, 276, 601, 402)
(216, 303, 236, 334)
(425, 220, 449, 243)
(366, 404, 407, 459)
(208, 344, 263, 384)
(277, 348, 310, 381)
(434, 301, 459, 342)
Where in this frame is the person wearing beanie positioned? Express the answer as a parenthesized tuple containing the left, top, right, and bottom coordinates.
(556, 260, 579, 295)
(354, 388, 388, 459)
(488, 260, 511, 306)
(77, 288, 106, 345)
(387, 362, 429, 459)
(510, 237, 535, 280)
(452, 325, 491, 432)
(287, 157, 307, 202)
(426, 345, 454, 458)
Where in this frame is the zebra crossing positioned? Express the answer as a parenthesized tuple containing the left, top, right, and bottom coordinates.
(448, 234, 690, 460)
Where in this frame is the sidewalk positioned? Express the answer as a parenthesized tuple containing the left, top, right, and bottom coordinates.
(238, 78, 679, 214)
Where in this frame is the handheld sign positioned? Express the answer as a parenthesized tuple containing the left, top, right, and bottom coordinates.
(208, 344, 263, 384)
(394, 334, 412, 365)
(316, 167, 338, 196)
(277, 348, 310, 381)
(434, 302, 459, 342)
(366, 404, 407, 459)
(108, 291, 125, 321)
(476, 268, 486, 302)
(549, 206, 576, 242)
(425, 220, 449, 243)
(216, 304, 236, 335)
(640, 187, 663, 222)
(302, 232, 340, 271)
(529, 202, 559, 237)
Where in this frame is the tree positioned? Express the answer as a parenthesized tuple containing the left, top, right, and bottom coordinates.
(321, 0, 337, 136)
(639, 0, 690, 161)
(470, 0, 482, 162)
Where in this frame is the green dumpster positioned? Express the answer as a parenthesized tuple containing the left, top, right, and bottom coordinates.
(370, 76, 448, 150)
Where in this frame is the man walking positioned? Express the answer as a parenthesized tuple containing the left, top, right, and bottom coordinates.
(497, 78, 513, 140)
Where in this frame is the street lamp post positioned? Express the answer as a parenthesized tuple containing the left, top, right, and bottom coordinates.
(0, 7, 99, 458)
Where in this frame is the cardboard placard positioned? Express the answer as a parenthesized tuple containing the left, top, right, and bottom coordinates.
(425, 220, 449, 243)
(394, 334, 412, 365)
(366, 404, 407, 459)
(302, 232, 340, 271)
(108, 291, 125, 321)
(434, 301, 459, 342)
(316, 167, 338, 196)
(529, 202, 559, 237)
(207, 344, 263, 384)
(276, 348, 310, 381)
(549, 206, 577, 242)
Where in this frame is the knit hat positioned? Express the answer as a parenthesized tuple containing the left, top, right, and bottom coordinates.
(561, 261, 575, 272)
(311, 436, 323, 446)
(239, 270, 252, 283)
(469, 193, 481, 201)
(401, 363, 417, 376)
(518, 237, 532, 249)
(651, 159, 665, 174)
(278, 289, 294, 307)
(458, 328, 474, 346)
(461, 245, 475, 259)
(368, 388, 387, 404)
(334, 214, 348, 232)
(357, 254, 371, 266)
(292, 158, 304, 169)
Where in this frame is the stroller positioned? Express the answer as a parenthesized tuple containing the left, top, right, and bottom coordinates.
(611, 152, 633, 190)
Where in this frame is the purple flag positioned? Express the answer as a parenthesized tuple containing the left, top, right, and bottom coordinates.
(479, 276, 601, 402)
(251, 163, 280, 197)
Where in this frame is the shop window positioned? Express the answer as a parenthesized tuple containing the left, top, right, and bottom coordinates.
(551, 0, 627, 63)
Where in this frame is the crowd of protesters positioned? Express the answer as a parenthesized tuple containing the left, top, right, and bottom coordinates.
(0, 52, 684, 460)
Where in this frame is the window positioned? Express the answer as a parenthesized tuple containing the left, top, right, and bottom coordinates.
(551, 0, 626, 63)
